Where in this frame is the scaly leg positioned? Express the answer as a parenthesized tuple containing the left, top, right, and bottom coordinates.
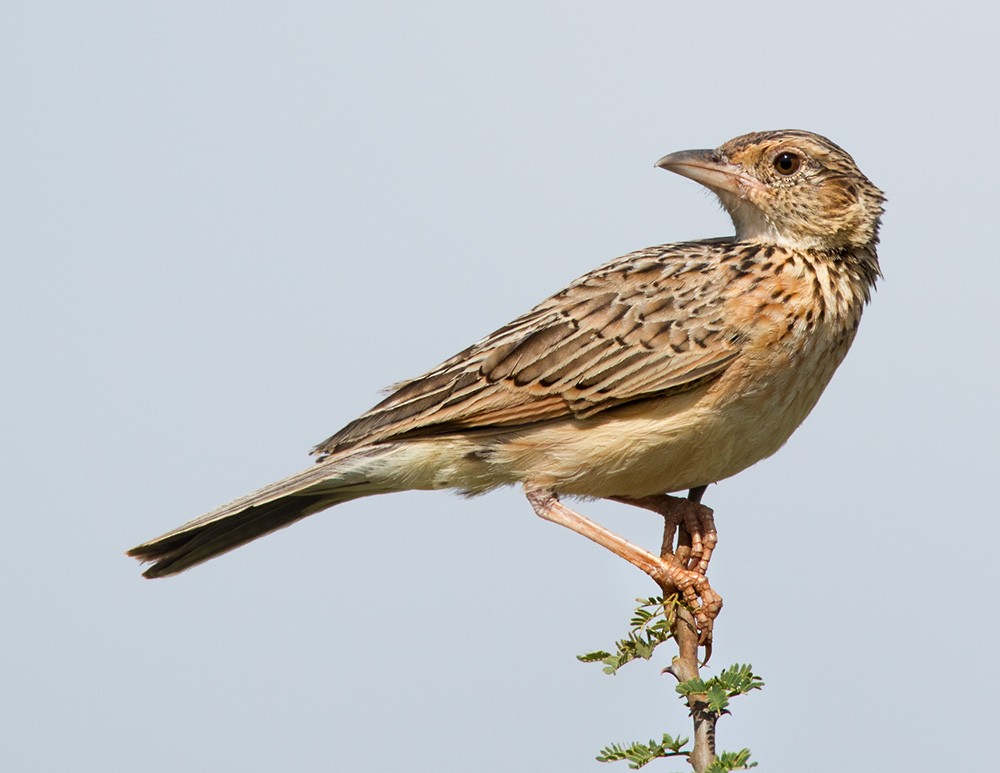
(611, 486, 717, 576)
(525, 485, 722, 640)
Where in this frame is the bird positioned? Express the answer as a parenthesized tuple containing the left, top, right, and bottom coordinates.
(129, 129, 884, 637)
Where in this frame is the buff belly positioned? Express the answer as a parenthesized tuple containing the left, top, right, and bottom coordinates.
(482, 334, 851, 498)
(356, 329, 855, 500)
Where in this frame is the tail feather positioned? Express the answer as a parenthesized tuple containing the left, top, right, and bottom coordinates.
(128, 446, 394, 578)
(128, 493, 341, 578)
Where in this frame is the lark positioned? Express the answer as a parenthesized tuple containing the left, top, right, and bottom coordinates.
(129, 130, 884, 637)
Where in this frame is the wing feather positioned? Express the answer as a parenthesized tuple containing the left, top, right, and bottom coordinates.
(313, 240, 742, 456)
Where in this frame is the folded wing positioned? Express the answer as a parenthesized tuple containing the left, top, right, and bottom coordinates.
(314, 242, 740, 457)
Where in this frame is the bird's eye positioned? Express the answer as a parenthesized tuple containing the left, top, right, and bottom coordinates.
(774, 152, 801, 176)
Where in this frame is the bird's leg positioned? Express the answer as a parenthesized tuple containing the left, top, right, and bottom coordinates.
(611, 486, 717, 576)
(525, 485, 721, 639)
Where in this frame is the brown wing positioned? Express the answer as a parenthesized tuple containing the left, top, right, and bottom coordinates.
(313, 240, 741, 457)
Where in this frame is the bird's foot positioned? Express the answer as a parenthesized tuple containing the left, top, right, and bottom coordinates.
(525, 486, 721, 644)
(648, 555, 722, 644)
(612, 493, 717, 575)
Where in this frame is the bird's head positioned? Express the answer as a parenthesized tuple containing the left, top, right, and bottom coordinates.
(657, 130, 884, 251)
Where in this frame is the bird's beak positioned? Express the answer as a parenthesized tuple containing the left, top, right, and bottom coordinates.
(655, 149, 757, 199)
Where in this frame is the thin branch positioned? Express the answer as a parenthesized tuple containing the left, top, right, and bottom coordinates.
(661, 486, 716, 773)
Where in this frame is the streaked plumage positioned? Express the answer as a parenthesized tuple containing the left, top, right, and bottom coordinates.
(129, 130, 884, 631)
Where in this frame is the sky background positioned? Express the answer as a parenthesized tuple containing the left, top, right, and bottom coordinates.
(3, 2, 999, 771)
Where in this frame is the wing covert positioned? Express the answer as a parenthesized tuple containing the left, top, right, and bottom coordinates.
(313, 241, 741, 457)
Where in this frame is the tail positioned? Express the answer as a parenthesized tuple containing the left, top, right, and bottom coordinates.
(128, 445, 398, 578)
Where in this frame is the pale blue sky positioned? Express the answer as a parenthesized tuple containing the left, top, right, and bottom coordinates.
(3, 2, 998, 771)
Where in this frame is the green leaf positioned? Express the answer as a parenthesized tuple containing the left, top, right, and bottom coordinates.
(676, 665, 763, 714)
(705, 685, 730, 714)
(675, 678, 708, 696)
(578, 595, 682, 675)
(596, 733, 689, 769)
(713, 664, 765, 696)
(706, 748, 756, 771)
(577, 650, 613, 663)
